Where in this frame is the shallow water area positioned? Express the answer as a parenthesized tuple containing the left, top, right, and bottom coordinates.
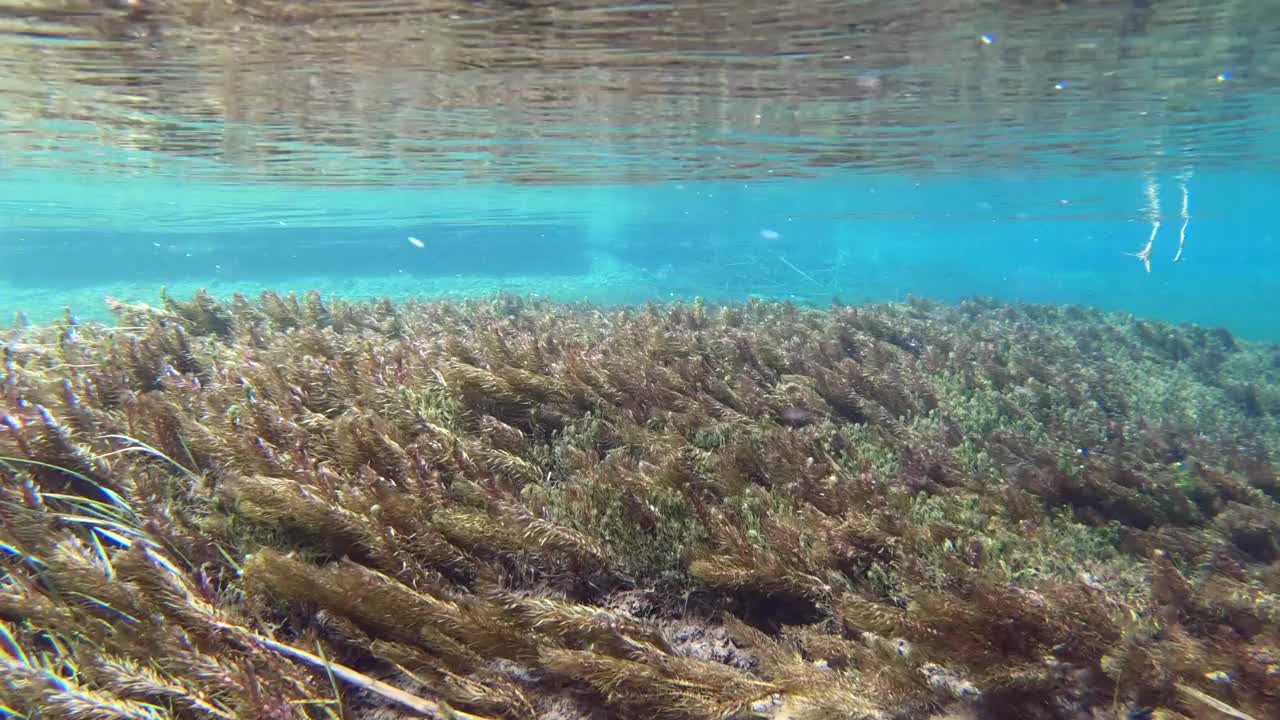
(1, 2, 1279, 720)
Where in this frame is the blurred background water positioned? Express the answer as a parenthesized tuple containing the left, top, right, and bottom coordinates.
(1, 0, 1277, 338)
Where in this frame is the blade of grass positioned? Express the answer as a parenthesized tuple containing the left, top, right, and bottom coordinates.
(315, 641, 346, 720)
(88, 528, 115, 582)
(0, 457, 132, 516)
(1175, 683, 1256, 720)
(224, 626, 493, 720)
(0, 621, 32, 666)
(98, 435, 203, 486)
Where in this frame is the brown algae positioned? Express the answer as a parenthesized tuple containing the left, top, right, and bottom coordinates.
(1, 290, 1277, 719)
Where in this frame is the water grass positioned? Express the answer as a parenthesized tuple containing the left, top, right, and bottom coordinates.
(1, 289, 1277, 719)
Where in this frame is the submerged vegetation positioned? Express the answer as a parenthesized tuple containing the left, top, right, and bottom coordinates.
(1, 290, 1277, 720)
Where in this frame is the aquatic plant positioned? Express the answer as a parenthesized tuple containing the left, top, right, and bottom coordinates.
(1, 290, 1276, 719)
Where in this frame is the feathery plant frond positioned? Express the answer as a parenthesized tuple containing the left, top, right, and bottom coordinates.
(1, 291, 1277, 719)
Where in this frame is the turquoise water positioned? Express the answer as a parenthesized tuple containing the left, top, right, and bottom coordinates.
(1, 0, 1278, 338)
(2, 169, 1276, 339)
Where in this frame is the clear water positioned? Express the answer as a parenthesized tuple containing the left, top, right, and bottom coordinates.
(1, 0, 1278, 338)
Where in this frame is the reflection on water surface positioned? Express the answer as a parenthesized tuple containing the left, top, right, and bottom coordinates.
(0, 0, 1275, 185)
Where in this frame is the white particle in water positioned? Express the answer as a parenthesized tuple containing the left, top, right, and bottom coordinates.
(408, 236, 425, 248)
(760, 228, 780, 240)
(980, 33, 993, 45)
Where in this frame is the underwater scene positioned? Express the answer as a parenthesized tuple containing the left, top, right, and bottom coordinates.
(2, 2, 1279, 719)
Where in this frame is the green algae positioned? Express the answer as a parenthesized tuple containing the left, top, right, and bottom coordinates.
(1, 291, 1277, 720)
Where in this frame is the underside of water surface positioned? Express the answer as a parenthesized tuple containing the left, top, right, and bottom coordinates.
(1, 2, 1279, 720)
